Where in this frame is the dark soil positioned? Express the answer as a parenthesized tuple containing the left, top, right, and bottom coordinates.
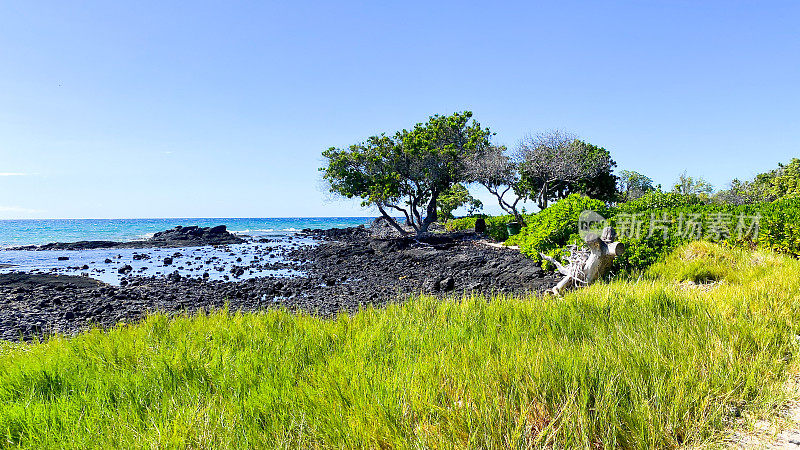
(0, 227, 556, 341)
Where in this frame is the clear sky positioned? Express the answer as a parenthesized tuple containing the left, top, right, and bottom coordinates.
(1, 1, 798, 219)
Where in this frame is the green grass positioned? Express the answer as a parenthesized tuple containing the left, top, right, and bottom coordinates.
(1, 243, 800, 448)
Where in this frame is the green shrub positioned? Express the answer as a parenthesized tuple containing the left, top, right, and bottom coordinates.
(451, 193, 800, 275)
(506, 194, 610, 263)
(607, 196, 800, 273)
(446, 214, 531, 241)
(611, 235, 682, 275)
(445, 216, 478, 232)
(615, 191, 707, 213)
(758, 197, 800, 257)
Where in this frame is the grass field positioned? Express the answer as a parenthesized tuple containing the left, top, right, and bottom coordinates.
(1, 242, 799, 448)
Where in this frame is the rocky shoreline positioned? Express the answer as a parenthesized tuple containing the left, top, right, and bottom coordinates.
(0, 226, 555, 341)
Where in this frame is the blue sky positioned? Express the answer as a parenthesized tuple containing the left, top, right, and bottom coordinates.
(1, 1, 798, 219)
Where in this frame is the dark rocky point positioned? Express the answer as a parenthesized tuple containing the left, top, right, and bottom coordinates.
(9, 225, 244, 251)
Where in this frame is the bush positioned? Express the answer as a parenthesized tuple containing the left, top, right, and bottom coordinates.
(452, 193, 800, 275)
(611, 235, 682, 275)
(606, 196, 800, 273)
(446, 214, 531, 241)
(758, 197, 800, 257)
(506, 194, 610, 263)
(445, 216, 478, 232)
(615, 191, 707, 213)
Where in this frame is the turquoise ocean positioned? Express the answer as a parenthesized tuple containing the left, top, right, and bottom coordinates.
(0, 217, 375, 248)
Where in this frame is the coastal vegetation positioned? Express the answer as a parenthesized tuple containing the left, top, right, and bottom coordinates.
(446, 146, 800, 275)
(320, 112, 616, 233)
(3, 111, 799, 447)
(1, 242, 799, 448)
(320, 111, 494, 235)
(450, 191, 800, 274)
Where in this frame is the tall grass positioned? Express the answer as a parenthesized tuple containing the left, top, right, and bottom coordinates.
(1, 242, 799, 448)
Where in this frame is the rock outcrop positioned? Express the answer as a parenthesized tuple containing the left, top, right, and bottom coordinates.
(9, 225, 244, 250)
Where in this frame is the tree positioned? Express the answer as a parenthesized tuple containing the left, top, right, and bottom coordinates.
(515, 130, 617, 209)
(321, 111, 493, 235)
(768, 158, 800, 199)
(437, 183, 483, 221)
(466, 144, 529, 225)
(672, 171, 713, 197)
(617, 170, 655, 201)
(714, 158, 800, 205)
(713, 178, 771, 205)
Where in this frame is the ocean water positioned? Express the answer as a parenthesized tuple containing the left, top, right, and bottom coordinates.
(0, 217, 375, 248)
(0, 217, 375, 285)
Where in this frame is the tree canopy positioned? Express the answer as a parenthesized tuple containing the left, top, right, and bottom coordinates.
(515, 130, 617, 209)
(437, 183, 482, 221)
(465, 144, 531, 224)
(617, 170, 655, 201)
(321, 111, 493, 234)
(714, 157, 800, 205)
(673, 171, 713, 197)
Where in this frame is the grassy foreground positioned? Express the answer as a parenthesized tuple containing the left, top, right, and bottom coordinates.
(1, 243, 800, 448)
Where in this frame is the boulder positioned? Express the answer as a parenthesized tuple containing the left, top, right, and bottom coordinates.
(474, 218, 487, 234)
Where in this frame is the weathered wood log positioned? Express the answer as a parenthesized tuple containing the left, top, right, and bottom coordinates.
(541, 226, 624, 296)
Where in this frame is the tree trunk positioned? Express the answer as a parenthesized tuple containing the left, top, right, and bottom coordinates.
(536, 181, 549, 210)
(512, 209, 525, 226)
(377, 205, 409, 236)
(419, 191, 439, 234)
(541, 227, 625, 296)
(487, 185, 526, 227)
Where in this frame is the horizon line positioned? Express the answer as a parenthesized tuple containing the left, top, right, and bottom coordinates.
(0, 215, 383, 221)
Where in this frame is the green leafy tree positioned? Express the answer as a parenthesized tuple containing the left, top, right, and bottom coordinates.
(437, 183, 483, 221)
(713, 177, 772, 205)
(672, 171, 713, 197)
(617, 170, 655, 201)
(321, 111, 493, 235)
(714, 158, 800, 205)
(768, 158, 800, 199)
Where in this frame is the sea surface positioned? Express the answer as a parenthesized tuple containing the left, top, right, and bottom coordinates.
(0, 217, 375, 285)
(0, 217, 374, 248)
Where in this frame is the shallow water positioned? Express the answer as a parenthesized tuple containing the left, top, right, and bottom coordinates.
(0, 235, 313, 285)
(0, 217, 373, 285)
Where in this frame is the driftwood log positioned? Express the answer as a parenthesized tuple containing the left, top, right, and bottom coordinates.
(541, 226, 624, 296)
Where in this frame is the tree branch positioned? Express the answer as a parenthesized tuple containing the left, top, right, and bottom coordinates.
(377, 204, 410, 236)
